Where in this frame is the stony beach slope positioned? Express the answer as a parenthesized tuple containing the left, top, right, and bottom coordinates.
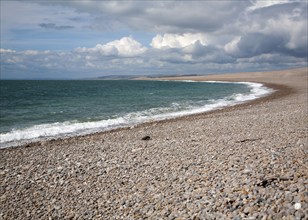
(1, 68, 307, 219)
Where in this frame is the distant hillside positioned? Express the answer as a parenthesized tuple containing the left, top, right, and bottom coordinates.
(91, 73, 201, 80)
(89, 75, 140, 80)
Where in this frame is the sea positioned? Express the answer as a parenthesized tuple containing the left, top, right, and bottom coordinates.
(0, 80, 272, 148)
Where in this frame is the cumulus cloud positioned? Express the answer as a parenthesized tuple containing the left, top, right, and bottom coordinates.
(0, 36, 150, 78)
(0, 49, 16, 53)
(247, 0, 295, 11)
(75, 36, 147, 57)
(230, 1, 308, 58)
(151, 33, 208, 49)
(224, 37, 241, 55)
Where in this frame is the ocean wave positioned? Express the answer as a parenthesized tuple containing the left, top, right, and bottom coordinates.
(0, 81, 273, 148)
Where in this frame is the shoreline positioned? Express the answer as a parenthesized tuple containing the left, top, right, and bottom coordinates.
(1, 67, 307, 219)
(2, 80, 278, 150)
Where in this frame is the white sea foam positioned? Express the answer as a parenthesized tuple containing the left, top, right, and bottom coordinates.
(0, 81, 273, 148)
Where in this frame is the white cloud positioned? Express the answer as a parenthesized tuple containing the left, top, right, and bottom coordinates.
(237, 1, 307, 58)
(0, 48, 16, 53)
(224, 36, 241, 55)
(151, 33, 208, 49)
(6, 57, 24, 64)
(247, 0, 297, 11)
(22, 50, 40, 55)
(263, 14, 307, 50)
(76, 36, 147, 57)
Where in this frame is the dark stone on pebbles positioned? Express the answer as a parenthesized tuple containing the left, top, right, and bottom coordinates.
(141, 135, 151, 140)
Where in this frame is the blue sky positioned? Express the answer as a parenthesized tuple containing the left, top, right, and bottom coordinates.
(0, 0, 307, 79)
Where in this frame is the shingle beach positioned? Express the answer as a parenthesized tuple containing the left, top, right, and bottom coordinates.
(1, 68, 307, 219)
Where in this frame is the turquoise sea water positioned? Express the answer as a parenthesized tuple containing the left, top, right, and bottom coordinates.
(0, 80, 271, 148)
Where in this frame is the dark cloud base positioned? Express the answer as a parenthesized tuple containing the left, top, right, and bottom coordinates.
(39, 23, 74, 30)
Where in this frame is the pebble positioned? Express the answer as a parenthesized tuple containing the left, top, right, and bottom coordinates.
(294, 202, 301, 210)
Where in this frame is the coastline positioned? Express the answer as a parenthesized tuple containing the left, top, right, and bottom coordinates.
(1, 67, 307, 219)
(0, 79, 273, 149)
(0, 75, 287, 150)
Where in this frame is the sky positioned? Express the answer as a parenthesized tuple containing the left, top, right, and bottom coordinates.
(0, 0, 307, 79)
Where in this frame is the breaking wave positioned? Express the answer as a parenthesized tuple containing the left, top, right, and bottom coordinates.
(0, 81, 273, 148)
